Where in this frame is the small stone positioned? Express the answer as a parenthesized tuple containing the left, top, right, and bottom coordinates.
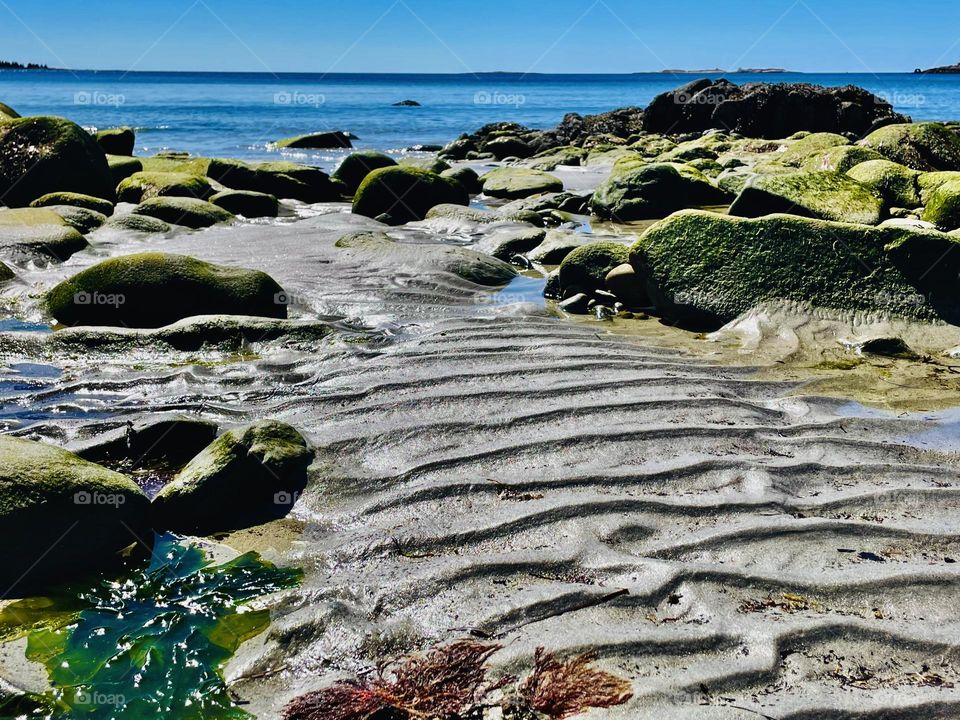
(558, 292, 590, 314)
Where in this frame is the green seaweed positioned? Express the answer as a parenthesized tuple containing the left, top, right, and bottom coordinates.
(0, 533, 301, 719)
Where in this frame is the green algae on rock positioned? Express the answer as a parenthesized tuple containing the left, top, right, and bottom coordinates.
(276, 130, 352, 149)
(95, 126, 135, 156)
(801, 144, 886, 173)
(210, 189, 279, 218)
(729, 171, 884, 225)
(353, 166, 468, 224)
(921, 178, 960, 230)
(132, 196, 235, 229)
(0, 436, 149, 592)
(860, 122, 960, 171)
(589, 162, 730, 221)
(441, 165, 483, 194)
(480, 167, 564, 200)
(631, 210, 960, 328)
(106, 154, 143, 186)
(30, 191, 114, 216)
(778, 132, 850, 166)
(558, 241, 632, 296)
(153, 421, 313, 535)
(117, 170, 215, 203)
(0, 101, 19, 121)
(846, 159, 922, 208)
(46, 252, 287, 328)
(44, 204, 108, 234)
(332, 150, 398, 194)
(0, 116, 115, 206)
(0, 207, 89, 262)
(101, 212, 172, 234)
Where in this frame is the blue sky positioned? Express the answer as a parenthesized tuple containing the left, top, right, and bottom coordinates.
(1, 0, 958, 74)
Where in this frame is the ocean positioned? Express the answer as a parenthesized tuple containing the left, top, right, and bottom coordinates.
(0, 70, 957, 171)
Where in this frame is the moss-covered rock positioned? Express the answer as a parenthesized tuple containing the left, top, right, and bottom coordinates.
(46, 252, 286, 328)
(106, 154, 143, 186)
(117, 171, 214, 203)
(860, 123, 960, 171)
(729, 171, 883, 225)
(132, 197, 234, 229)
(480, 167, 563, 200)
(801, 144, 885, 173)
(846, 160, 921, 208)
(399, 156, 451, 174)
(441, 166, 483, 194)
(275, 131, 352, 149)
(527, 230, 594, 264)
(921, 179, 960, 230)
(95, 126, 135, 156)
(523, 146, 587, 171)
(425, 203, 502, 224)
(332, 151, 397, 194)
(230, 160, 343, 202)
(101, 213, 172, 234)
(917, 171, 960, 201)
(590, 162, 730, 221)
(0, 116, 114, 206)
(209, 189, 279, 218)
(779, 132, 850, 166)
(30, 191, 114, 215)
(631, 210, 960, 326)
(484, 136, 534, 160)
(558, 241, 631, 295)
(0, 436, 149, 589)
(45, 205, 108, 234)
(0, 208, 88, 262)
(0, 101, 19, 121)
(658, 143, 719, 164)
(152, 421, 313, 535)
(687, 158, 724, 178)
(352, 166, 468, 224)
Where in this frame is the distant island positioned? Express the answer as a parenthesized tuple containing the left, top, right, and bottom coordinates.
(655, 67, 787, 74)
(915, 62, 960, 74)
(0, 60, 49, 70)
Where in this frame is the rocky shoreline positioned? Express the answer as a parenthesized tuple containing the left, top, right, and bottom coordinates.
(2, 78, 960, 718)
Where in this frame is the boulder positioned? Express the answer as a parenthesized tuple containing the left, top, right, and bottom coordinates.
(480, 168, 563, 200)
(101, 213, 172, 234)
(631, 210, 960, 327)
(276, 131, 352, 149)
(801, 144, 885, 173)
(441, 166, 483, 194)
(605, 263, 648, 308)
(478, 225, 547, 260)
(332, 151, 398, 194)
(846, 160, 921, 208)
(209, 189, 279, 218)
(921, 179, 960, 230)
(106, 154, 143, 185)
(399, 157, 451, 174)
(0, 116, 115, 206)
(223, 160, 343, 202)
(425, 203, 502, 224)
(95, 126, 135, 156)
(45, 205, 108, 234)
(0, 208, 88, 262)
(729, 171, 883, 225)
(558, 241, 631, 295)
(589, 162, 730, 221)
(484, 136, 534, 160)
(779, 132, 850, 166)
(522, 146, 588, 172)
(527, 230, 595, 264)
(132, 197, 235, 229)
(117, 171, 214, 203)
(152, 421, 313, 535)
(0, 101, 18, 121)
(0, 436, 149, 590)
(71, 416, 219, 470)
(30, 191, 114, 216)
(352, 166, 468, 224)
(860, 123, 960, 171)
(46, 252, 287, 328)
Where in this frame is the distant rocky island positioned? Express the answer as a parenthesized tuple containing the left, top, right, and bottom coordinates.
(0, 60, 49, 70)
(656, 67, 787, 74)
(915, 62, 960, 74)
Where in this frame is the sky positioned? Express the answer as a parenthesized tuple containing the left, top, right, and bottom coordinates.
(0, 0, 958, 74)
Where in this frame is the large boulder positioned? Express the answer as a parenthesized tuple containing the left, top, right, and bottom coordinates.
(630, 210, 960, 327)
(46, 252, 287, 328)
(779, 132, 850, 166)
(106, 154, 143, 185)
(209, 189, 279, 218)
(922, 179, 960, 230)
(484, 135, 534, 160)
(0, 116, 115, 206)
(30, 191, 114, 216)
(0, 207, 88, 262)
(399, 157, 451, 174)
(152, 421, 313, 535)
(441, 166, 483, 194)
(276, 131, 352, 149)
(117, 171, 214, 203)
(101, 213, 172, 234)
(0, 436, 149, 590)
(95, 126, 135, 156)
(352, 166, 468, 224)
(642, 79, 908, 138)
(846, 160, 921, 208)
(728, 171, 883, 225)
(132, 196, 234, 229)
(558, 241, 631, 295)
(45, 205, 108, 234)
(590, 162, 730, 221)
(219, 160, 343, 202)
(480, 168, 563, 200)
(859, 123, 960, 171)
(332, 151, 397, 194)
(800, 144, 885, 173)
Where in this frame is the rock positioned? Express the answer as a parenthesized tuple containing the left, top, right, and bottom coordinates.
(101, 213, 172, 234)
(117, 171, 214, 203)
(541, 107, 646, 148)
(45, 205, 108, 234)
(778, 132, 849, 166)
(439, 137, 477, 161)
(46, 252, 287, 328)
(0, 116, 115, 206)
(880, 218, 937, 231)
(275, 131, 352, 149)
(558, 241, 631, 296)
(642, 79, 908, 138)
(132, 197, 235, 229)
(918, 171, 960, 201)
(30, 191, 114, 215)
(480, 168, 563, 200)
(107, 154, 143, 185)
(425, 203, 502, 224)
(521, 146, 588, 172)
(527, 230, 594, 264)
(921, 179, 960, 230)
(70, 416, 220, 470)
(0, 101, 18, 121)
(728, 171, 883, 225)
(857, 337, 919, 359)
(846, 160, 921, 208)
(441, 166, 483, 194)
(479, 225, 547, 260)
(95, 126, 135, 156)
(860, 123, 960, 171)
(0, 435, 149, 590)
(589, 162, 730, 221)
(605, 263, 648, 308)
(332, 151, 398, 194)
(393, 100, 421, 107)
(210, 189, 279, 218)
(801, 144, 885, 173)
(0, 208, 88, 263)
(152, 421, 313, 535)
(687, 158, 724, 178)
(558, 292, 591, 314)
(484, 136, 534, 160)
(225, 160, 343, 202)
(631, 209, 960, 327)
(399, 157, 451, 174)
(352, 166, 468, 225)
